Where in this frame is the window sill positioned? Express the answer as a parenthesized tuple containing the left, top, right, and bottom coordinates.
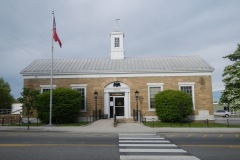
(148, 109, 155, 112)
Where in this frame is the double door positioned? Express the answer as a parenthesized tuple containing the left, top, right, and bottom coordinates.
(109, 96, 124, 118)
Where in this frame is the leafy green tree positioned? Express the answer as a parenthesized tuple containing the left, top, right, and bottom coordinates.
(155, 90, 193, 122)
(36, 88, 81, 124)
(18, 88, 39, 129)
(220, 44, 240, 110)
(0, 77, 14, 109)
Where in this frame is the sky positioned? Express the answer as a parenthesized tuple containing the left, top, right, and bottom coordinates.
(0, 0, 240, 99)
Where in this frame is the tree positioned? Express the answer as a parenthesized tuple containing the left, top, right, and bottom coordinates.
(0, 77, 14, 109)
(155, 90, 193, 122)
(36, 88, 81, 124)
(220, 44, 240, 111)
(18, 88, 39, 129)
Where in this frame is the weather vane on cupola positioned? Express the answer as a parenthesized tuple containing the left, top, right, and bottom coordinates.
(115, 18, 120, 31)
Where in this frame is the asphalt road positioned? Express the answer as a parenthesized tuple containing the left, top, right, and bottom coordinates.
(0, 131, 119, 160)
(0, 131, 239, 160)
(162, 132, 240, 160)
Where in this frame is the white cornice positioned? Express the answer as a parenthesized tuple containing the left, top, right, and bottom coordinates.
(22, 72, 212, 79)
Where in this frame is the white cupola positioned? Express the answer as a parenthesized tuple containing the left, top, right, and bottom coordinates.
(110, 19, 125, 59)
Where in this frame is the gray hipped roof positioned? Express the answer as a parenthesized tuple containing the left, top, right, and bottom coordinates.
(20, 56, 214, 76)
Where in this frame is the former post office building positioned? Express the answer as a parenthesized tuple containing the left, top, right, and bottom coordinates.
(20, 28, 215, 121)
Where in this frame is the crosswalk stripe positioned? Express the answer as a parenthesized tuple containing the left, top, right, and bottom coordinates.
(119, 144, 177, 147)
(120, 155, 200, 160)
(119, 133, 157, 136)
(119, 137, 164, 140)
(119, 140, 170, 143)
(120, 148, 187, 153)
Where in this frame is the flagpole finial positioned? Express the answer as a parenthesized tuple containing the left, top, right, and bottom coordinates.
(52, 11, 54, 15)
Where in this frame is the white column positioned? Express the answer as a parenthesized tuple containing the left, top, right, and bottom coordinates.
(104, 92, 109, 118)
(128, 91, 131, 119)
(124, 92, 130, 118)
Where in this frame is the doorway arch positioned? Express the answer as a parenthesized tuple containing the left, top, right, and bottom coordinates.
(104, 82, 130, 118)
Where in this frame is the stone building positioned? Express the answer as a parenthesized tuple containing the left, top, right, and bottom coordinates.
(20, 28, 215, 121)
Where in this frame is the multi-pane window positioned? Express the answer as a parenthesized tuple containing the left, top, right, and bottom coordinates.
(147, 83, 163, 111)
(42, 88, 50, 93)
(180, 86, 192, 97)
(115, 38, 120, 47)
(72, 87, 86, 111)
(179, 83, 195, 110)
(149, 87, 161, 109)
(40, 85, 56, 93)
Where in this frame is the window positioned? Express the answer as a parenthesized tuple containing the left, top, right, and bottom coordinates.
(42, 88, 50, 93)
(71, 84, 87, 112)
(180, 86, 192, 97)
(179, 83, 195, 110)
(115, 37, 120, 47)
(40, 85, 56, 93)
(147, 83, 164, 111)
(73, 88, 86, 111)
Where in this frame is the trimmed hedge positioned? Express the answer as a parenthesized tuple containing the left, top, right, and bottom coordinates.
(155, 90, 193, 122)
(36, 88, 81, 124)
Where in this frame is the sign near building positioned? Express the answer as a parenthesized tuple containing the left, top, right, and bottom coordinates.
(110, 92, 125, 96)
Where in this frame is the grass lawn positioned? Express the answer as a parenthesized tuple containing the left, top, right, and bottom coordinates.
(143, 121, 240, 128)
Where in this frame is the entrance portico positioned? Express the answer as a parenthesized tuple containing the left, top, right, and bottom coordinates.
(104, 82, 130, 119)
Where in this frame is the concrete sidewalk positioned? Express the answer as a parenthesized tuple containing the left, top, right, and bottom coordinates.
(0, 119, 239, 133)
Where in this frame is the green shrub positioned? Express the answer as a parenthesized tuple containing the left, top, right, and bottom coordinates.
(155, 90, 193, 122)
(36, 88, 81, 124)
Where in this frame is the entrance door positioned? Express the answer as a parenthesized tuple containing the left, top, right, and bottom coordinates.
(115, 97, 124, 116)
(109, 97, 124, 118)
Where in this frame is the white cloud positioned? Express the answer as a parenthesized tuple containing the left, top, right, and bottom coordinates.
(0, 0, 240, 98)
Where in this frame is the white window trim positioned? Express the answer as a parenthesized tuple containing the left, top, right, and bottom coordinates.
(71, 84, 87, 112)
(147, 83, 164, 111)
(70, 84, 87, 87)
(178, 82, 195, 85)
(40, 85, 56, 93)
(178, 82, 195, 110)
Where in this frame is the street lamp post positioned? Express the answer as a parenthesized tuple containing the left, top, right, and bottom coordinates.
(135, 90, 139, 121)
(94, 91, 98, 120)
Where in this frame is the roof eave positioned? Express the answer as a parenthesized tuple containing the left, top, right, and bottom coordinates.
(20, 69, 214, 76)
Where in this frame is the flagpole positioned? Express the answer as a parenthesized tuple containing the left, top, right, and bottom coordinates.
(49, 11, 54, 125)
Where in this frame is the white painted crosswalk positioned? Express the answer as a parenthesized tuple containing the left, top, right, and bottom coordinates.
(119, 133, 200, 160)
